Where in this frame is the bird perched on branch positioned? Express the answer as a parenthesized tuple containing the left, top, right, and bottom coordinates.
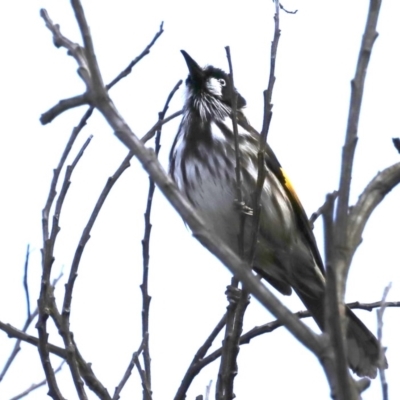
(169, 50, 386, 378)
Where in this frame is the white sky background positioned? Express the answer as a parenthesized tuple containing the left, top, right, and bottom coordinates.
(1, 0, 399, 399)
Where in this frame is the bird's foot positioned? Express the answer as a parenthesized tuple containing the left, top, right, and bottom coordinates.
(225, 285, 242, 305)
(234, 200, 253, 216)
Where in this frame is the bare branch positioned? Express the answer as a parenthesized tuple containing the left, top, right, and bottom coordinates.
(310, 192, 337, 266)
(215, 47, 248, 400)
(140, 109, 183, 144)
(334, 0, 382, 286)
(23, 244, 31, 320)
(9, 362, 65, 400)
(187, 301, 400, 375)
(40, 9, 90, 84)
(42, 108, 93, 241)
(0, 313, 110, 399)
(324, 2, 383, 397)
(2, 300, 397, 370)
(216, 288, 249, 400)
(62, 141, 126, 317)
(71, 0, 105, 98)
(41, 94, 89, 125)
(278, 2, 298, 14)
(260, 0, 280, 141)
(133, 355, 153, 400)
(40, 11, 164, 124)
(38, 136, 92, 400)
(325, 266, 357, 399)
(113, 338, 146, 400)
(249, 0, 281, 267)
(140, 80, 182, 393)
(0, 309, 38, 383)
(377, 283, 392, 400)
(348, 161, 400, 261)
(225, 46, 244, 218)
(175, 314, 227, 400)
(309, 191, 338, 228)
(0, 272, 63, 382)
(106, 22, 164, 90)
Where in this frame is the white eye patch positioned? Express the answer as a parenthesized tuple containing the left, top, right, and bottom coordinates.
(206, 77, 225, 96)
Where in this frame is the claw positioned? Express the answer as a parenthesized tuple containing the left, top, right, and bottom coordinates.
(234, 200, 253, 216)
(225, 285, 242, 305)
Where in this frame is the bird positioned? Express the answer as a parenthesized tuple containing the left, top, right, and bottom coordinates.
(169, 50, 387, 378)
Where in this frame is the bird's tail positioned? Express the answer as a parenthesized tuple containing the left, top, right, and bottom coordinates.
(346, 307, 387, 378)
(295, 290, 386, 378)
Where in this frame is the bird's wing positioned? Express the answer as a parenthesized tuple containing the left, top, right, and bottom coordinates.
(237, 115, 325, 276)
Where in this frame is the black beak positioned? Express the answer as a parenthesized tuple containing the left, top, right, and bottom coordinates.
(181, 50, 204, 83)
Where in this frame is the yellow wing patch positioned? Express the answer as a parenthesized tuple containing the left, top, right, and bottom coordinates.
(280, 168, 303, 208)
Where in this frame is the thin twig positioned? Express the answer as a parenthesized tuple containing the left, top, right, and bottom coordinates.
(377, 283, 392, 400)
(188, 300, 400, 375)
(9, 362, 65, 400)
(309, 191, 338, 228)
(0, 272, 63, 382)
(53, 137, 93, 399)
(140, 80, 182, 395)
(106, 23, 164, 90)
(37, 137, 92, 400)
(140, 109, 183, 144)
(133, 355, 153, 400)
(225, 47, 246, 259)
(260, 0, 280, 142)
(205, 381, 213, 400)
(225, 46, 248, 262)
(215, 46, 248, 400)
(249, 0, 281, 267)
(113, 337, 147, 400)
(174, 314, 227, 400)
(42, 108, 93, 241)
(0, 309, 38, 383)
(278, 2, 298, 14)
(308, 191, 337, 271)
(225, 47, 242, 209)
(40, 11, 164, 124)
(23, 244, 31, 319)
(348, 161, 400, 264)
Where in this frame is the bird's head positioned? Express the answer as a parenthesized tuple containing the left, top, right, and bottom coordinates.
(181, 50, 246, 122)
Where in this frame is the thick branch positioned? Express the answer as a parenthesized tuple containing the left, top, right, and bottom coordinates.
(334, 0, 382, 284)
(326, 2, 383, 398)
(348, 162, 400, 260)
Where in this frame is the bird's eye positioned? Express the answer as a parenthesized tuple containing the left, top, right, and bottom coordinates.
(219, 79, 226, 86)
